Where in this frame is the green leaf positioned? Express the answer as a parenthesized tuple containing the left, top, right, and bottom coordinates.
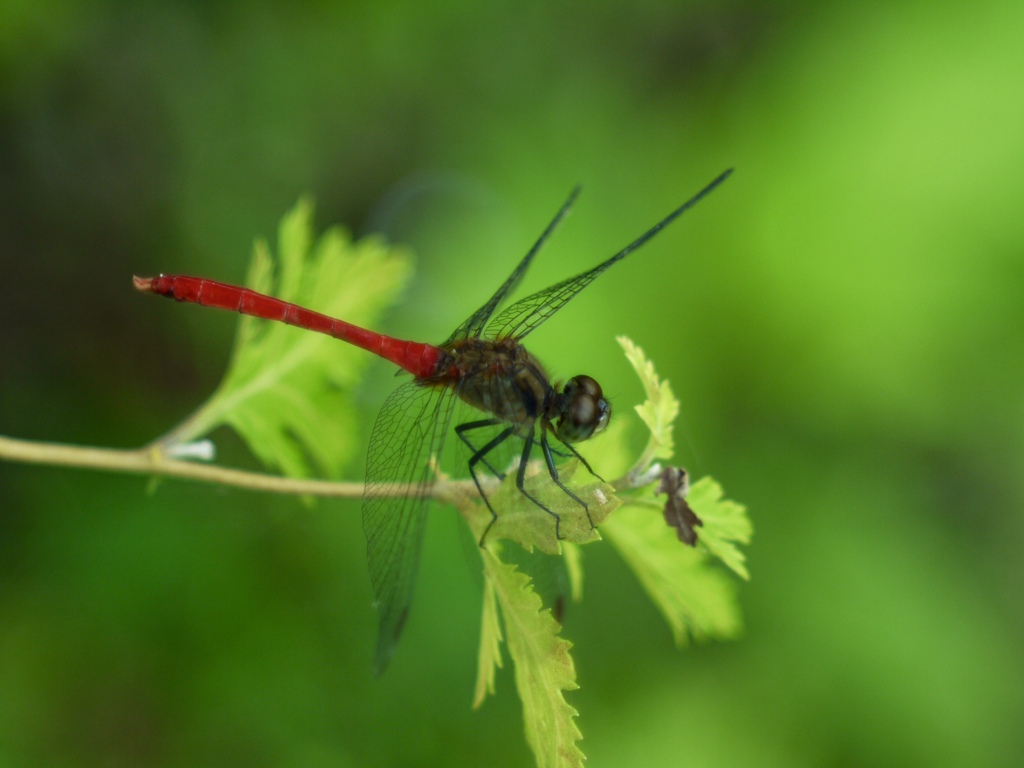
(617, 335, 678, 463)
(602, 489, 745, 646)
(457, 457, 620, 554)
(483, 549, 584, 768)
(175, 197, 414, 478)
(688, 476, 753, 580)
(486, 461, 620, 553)
(473, 577, 504, 709)
(600, 338, 752, 645)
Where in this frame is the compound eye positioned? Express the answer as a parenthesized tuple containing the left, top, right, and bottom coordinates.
(556, 375, 611, 443)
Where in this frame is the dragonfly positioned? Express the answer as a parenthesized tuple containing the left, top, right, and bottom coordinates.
(134, 168, 732, 671)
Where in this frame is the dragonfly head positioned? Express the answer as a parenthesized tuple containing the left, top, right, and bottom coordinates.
(553, 375, 611, 443)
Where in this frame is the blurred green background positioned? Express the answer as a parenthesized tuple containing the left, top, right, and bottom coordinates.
(2, 1, 1022, 766)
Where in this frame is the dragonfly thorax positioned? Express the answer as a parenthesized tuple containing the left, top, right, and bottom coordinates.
(439, 337, 611, 445)
(440, 338, 553, 431)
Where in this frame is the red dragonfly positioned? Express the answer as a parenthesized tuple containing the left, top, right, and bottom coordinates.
(135, 169, 731, 671)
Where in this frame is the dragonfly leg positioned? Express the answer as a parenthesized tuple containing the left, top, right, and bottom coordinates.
(540, 431, 594, 530)
(455, 419, 508, 479)
(552, 437, 605, 484)
(468, 424, 593, 544)
(465, 424, 517, 546)
(546, 445, 573, 460)
(514, 431, 566, 540)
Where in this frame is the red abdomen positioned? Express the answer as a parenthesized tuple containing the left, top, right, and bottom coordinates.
(133, 274, 442, 378)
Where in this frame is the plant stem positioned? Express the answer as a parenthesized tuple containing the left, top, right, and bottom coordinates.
(0, 432, 647, 522)
(0, 432, 364, 498)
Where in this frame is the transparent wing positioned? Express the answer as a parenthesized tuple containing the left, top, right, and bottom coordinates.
(483, 261, 616, 342)
(444, 186, 581, 343)
(486, 169, 733, 341)
(362, 378, 457, 673)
